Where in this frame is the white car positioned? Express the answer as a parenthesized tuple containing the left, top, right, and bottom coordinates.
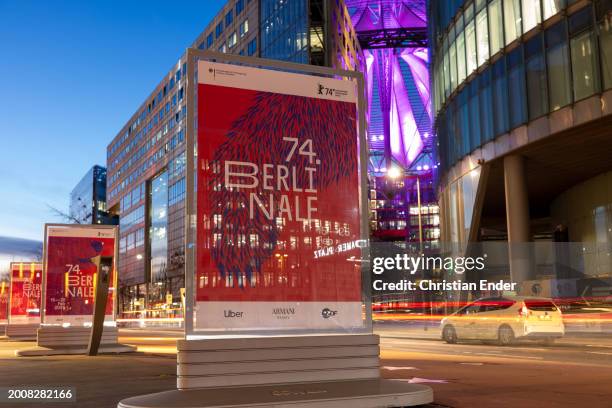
(440, 296, 565, 345)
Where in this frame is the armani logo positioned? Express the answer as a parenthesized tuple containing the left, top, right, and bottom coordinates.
(272, 307, 295, 320)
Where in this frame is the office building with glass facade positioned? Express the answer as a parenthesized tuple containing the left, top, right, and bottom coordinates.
(69, 165, 118, 225)
(431, 0, 612, 296)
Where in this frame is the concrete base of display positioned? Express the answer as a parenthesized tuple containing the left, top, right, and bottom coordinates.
(16, 326, 136, 356)
(5, 323, 39, 340)
(117, 334, 433, 407)
(118, 379, 433, 408)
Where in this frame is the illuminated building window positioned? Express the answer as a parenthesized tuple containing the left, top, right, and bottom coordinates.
(504, 0, 522, 46)
(522, 0, 542, 33)
(476, 8, 489, 66)
(240, 19, 249, 37)
(489, 0, 503, 55)
(228, 32, 237, 48)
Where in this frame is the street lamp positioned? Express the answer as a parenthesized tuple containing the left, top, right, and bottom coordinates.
(386, 166, 402, 179)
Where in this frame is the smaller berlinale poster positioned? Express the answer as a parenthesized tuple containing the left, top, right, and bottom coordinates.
(44, 226, 116, 325)
(195, 61, 364, 332)
(0, 279, 10, 324)
(8, 262, 42, 325)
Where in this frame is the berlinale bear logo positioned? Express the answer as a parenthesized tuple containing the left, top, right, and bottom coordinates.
(317, 83, 348, 98)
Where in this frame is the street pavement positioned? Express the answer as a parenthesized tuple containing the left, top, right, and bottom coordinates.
(0, 326, 611, 407)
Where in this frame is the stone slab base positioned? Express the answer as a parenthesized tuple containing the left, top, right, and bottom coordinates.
(16, 326, 136, 356)
(36, 326, 119, 348)
(6, 324, 39, 340)
(117, 379, 433, 408)
(17, 343, 136, 356)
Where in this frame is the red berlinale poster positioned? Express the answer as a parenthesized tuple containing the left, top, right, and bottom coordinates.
(196, 61, 364, 331)
(8, 262, 42, 325)
(0, 280, 8, 323)
(44, 226, 116, 325)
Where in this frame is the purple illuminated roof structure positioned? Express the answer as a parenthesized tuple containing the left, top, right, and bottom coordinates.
(347, 0, 427, 31)
(345, 0, 434, 176)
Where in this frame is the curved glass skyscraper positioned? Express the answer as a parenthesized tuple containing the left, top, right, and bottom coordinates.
(432, 0, 612, 295)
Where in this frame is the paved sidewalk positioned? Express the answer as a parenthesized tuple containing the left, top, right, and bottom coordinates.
(2, 336, 612, 408)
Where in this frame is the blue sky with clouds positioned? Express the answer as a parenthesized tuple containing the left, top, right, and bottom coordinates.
(0, 0, 224, 241)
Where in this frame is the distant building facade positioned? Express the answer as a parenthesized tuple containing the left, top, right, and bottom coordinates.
(70, 165, 117, 225)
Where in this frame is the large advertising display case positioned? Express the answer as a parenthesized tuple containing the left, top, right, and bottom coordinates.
(8, 262, 42, 325)
(185, 53, 370, 336)
(42, 224, 118, 326)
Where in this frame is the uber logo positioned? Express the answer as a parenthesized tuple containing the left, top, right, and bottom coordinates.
(224, 310, 244, 318)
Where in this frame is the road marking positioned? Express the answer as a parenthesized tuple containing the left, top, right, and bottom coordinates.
(471, 352, 543, 360)
(586, 344, 612, 348)
(586, 351, 612, 356)
(459, 362, 484, 365)
(394, 377, 448, 384)
(382, 366, 418, 371)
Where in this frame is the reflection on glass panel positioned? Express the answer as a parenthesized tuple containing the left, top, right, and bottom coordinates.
(522, 0, 542, 32)
(547, 45, 572, 110)
(600, 16, 612, 90)
(438, 63, 444, 108)
(150, 171, 168, 283)
(508, 47, 527, 128)
(457, 30, 467, 83)
(504, 0, 522, 45)
(469, 80, 481, 149)
(434, 64, 441, 111)
(450, 41, 457, 90)
(476, 9, 489, 66)
(543, 0, 565, 20)
(449, 182, 459, 243)
(571, 31, 598, 100)
(546, 22, 572, 110)
(526, 55, 548, 118)
(526, 35, 548, 119)
(466, 20, 477, 74)
(461, 167, 481, 243)
(489, 0, 504, 55)
(443, 48, 450, 97)
(493, 59, 509, 135)
(459, 89, 470, 156)
(479, 68, 494, 142)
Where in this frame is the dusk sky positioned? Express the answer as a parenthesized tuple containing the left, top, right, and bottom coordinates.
(0, 0, 224, 241)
